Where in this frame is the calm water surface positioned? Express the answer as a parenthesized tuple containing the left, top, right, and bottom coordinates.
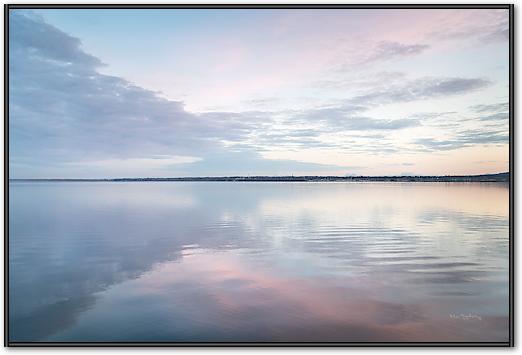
(9, 182, 509, 342)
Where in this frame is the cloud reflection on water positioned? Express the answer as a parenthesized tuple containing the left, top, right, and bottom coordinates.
(9, 182, 509, 342)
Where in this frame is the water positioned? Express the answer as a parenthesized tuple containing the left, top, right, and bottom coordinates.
(8, 182, 510, 343)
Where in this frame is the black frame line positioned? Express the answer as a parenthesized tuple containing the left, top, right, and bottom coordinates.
(3, 3, 515, 347)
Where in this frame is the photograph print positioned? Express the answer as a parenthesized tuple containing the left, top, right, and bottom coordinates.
(6, 4, 513, 346)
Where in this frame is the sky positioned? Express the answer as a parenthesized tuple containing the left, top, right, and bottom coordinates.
(9, 8, 510, 178)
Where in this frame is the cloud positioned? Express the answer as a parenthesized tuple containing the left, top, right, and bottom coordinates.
(427, 9, 509, 44)
(333, 40, 429, 74)
(303, 74, 490, 136)
(478, 112, 509, 122)
(339, 117, 419, 130)
(10, 12, 207, 164)
(415, 129, 508, 151)
(8, 10, 508, 177)
(470, 102, 509, 113)
(9, 10, 103, 68)
(351, 77, 491, 106)
(312, 71, 407, 90)
(311, 71, 491, 110)
(9, 11, 351, 177)
(466, 102, 509, 124)
(283, 75, 489, 134)
(287, 105, 420, 132)
(367, 41, 429, 63)
(482, 27, 509, 42)
(251, 129, 337, 150)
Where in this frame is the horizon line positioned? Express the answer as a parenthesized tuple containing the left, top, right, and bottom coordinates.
(9, 171, 509, 181)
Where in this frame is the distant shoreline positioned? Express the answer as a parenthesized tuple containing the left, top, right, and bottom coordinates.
(9, 172, 509, 183)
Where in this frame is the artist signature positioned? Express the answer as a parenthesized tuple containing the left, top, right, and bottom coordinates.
(449, 313, 482, 321)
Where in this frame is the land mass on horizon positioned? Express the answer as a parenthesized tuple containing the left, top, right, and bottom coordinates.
(10, 172, 510, 183)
